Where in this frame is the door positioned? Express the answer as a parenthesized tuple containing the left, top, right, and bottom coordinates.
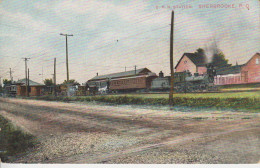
(241, 71, 248, 83)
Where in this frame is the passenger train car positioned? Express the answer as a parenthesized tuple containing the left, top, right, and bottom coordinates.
(86, 65, 217, 94)
(87, 68, 157, 94)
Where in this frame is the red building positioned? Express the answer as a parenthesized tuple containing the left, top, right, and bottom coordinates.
(214, 53, 260, 85)
(241, 53, 260, 84)
(16, 79, 44, 96)
(175, 52, 260, 86)
(175, 53, 207, 75)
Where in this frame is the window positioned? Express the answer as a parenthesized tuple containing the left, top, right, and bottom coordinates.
(184, 60, 187, 64)
(256, 58, 259, 65)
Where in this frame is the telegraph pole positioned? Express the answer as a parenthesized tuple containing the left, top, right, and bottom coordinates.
(54, 58, 57, 96)
(9, 68, 13, 83)
(22, 58, 30, 97)
(27, 68, 30, 97)
(169, 11, 174, 105)
(60, 33, 73, 82)
(51, 74, 55, 87)
(134, 65, 137, 75)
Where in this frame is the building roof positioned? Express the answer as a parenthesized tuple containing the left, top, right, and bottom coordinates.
(216, 64, 244, 75)
(215, 53, 260, 75)
(244, 53, 260, 66)
(16, 79, 44, 86)
(89, 68, 151, 81)
(175, 53, 206, 69)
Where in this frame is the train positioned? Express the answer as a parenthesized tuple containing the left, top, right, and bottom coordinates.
(151, 64, 217, 92)
(87, 68, 157, 94)
(86, 65, 217, 94)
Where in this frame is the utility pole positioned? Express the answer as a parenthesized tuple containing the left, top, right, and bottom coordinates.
(9, 68, 13, 83)
(125, 66, 126, 72)
(60, 33, 73, 82)
(54, 58, 57, 96)
(134, 65, 137, 75)
(27, 68, 30, 97)
(51, 74, 55, 81)
(22, 57, 30, 97)
(169, 11, 174, 105)
(51, 73, 55, 93)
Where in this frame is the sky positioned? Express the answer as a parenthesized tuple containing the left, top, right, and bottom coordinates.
(0, 0, 259, 84)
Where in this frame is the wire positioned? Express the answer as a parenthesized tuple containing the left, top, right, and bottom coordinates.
(0, 23, 58, 34)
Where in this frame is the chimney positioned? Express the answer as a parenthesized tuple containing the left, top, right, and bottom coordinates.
(159, 71, 164, 78)
(96, 72, 98, 76)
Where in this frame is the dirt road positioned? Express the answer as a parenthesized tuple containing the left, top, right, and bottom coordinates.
(0, 97, 259, 163)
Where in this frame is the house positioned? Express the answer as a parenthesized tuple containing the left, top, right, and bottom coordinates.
(241, 53, 260, 84)
(214, 53, 260, 85)
(175, 53, 207, 75)
(16, 79, 44, 96)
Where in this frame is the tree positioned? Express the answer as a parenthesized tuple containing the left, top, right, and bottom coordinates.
(44, 78, 53, 86)
(195, 48, 207, 63)
(195, 48, 205, 55)
(207, 39, 231, 68)
(62, 79, 79, 85)
(3, 79, 11, 86)
(211, 51, 230, 68)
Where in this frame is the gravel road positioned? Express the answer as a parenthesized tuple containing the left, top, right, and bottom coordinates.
(0, 97, 259, 163)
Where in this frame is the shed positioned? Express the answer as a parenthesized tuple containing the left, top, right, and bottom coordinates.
(16, 79, 44, 96)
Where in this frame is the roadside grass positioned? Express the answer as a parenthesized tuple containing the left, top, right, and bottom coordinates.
(0, 115, 37, 162)
(31, 91, 260, 112)
(219, 83, 260, 89)
(192, 117, 208, 120)
(220, 88, 260, 92)
(241, 117, 251, 119)
(106, 91, 260, 99)
(218, 83, 260, 92)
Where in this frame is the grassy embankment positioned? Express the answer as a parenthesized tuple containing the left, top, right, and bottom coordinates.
(218, 83, 260, 92)
(32, 91, 260, 112)
(0, 115, 37, 162)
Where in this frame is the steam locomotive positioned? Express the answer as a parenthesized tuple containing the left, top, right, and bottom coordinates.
(151, 64, 217, 92)
(87, 65, 217, 94)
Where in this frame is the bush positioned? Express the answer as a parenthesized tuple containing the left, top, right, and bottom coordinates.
(32, 94, 260, 111)
(7, 130, 35, 154)
(0, 115, 37, 161)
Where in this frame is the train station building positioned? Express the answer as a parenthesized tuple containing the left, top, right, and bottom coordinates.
(214, 53, 260, 85)
(175, 52, 260, 86)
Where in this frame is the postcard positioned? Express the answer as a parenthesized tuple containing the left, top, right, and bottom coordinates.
(0, 0, 259, 167)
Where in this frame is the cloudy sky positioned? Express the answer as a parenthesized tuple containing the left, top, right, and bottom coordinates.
(0, 0, 259, 84)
